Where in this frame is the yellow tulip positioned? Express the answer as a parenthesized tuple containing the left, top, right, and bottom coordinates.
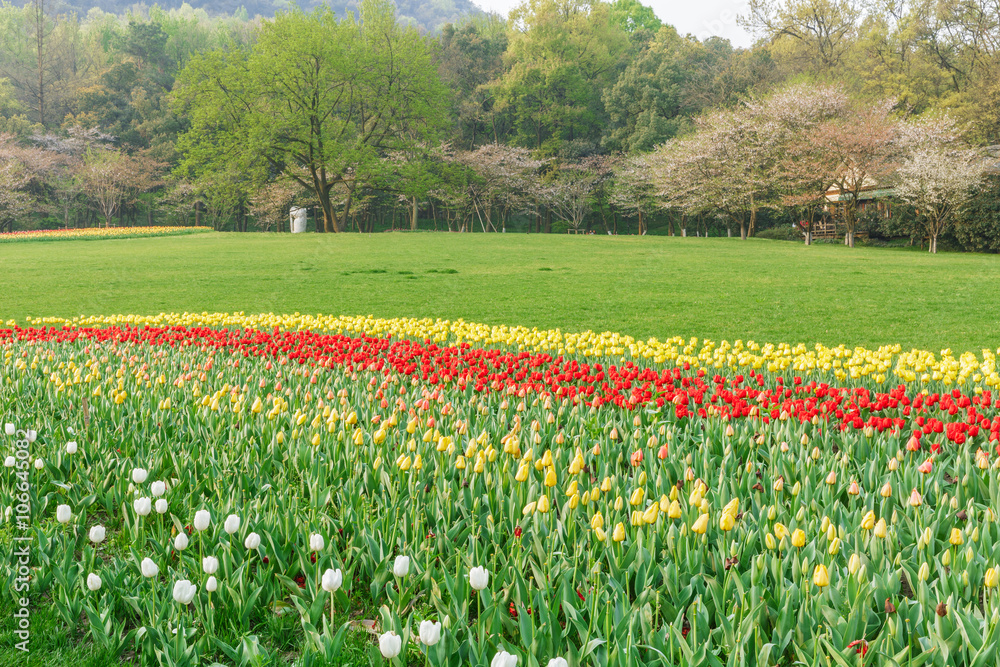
(591, 512, 604, 530)
(691, 513, 709, 534)
(522, 501, 537, 516)
(791, 529, 805, 547)
(860, 511, 875, 530)
(544, 468, 557, 487)
(612, 522, 626, 542)
(515, 463, 529, 482)
(949, 528, 964, 546)
(874, 518, 887, 538)
(880, 482, 892, 498)
(642, 503, 658, 524)
(773, 523, 789, 540)
(630, 488, 645, 506)
(455, 455, 466, 470)
(537, 495, 550, 514)
(719, 513, 735, 531)
(765, 533, 776, 550)
(812, 564, 829, 587)
(594, 526, 607, 542)
(568, 493, 580, 510)
(848, 554, 860, 575)
(667, 500, 682, 519)
(918, 562, 929, 581)
(986, 567, 999, 588)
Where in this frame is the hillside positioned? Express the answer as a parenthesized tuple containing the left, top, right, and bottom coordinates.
(58, 0, 486, 32)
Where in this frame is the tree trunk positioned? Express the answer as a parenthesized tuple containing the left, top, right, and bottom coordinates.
(930, 235, 937, 254)
(727, 226, 731, 238)
(805, 230, 812, 246)
(410, 196, 418, 231)
(740, 221, 747, 241)
(638, 210, 644, 236)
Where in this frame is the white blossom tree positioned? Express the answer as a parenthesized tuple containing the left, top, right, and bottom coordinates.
(895, 116, 987, 253)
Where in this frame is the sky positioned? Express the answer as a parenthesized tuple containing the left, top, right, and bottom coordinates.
(475, 0, 756, 48)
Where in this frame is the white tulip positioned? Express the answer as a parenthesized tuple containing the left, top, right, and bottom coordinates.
(67, 427, 74, 435)
(244, 532, 261, 550)
(172, 579, 196, 604)
(419, 620, 441, 646)
(140, 558, 159, 578)
(224, 514, 240, 535)
(89, 525, 106, 544)
(491, 651, 519, 667)
(86, 573, 102, 592)
(155, 499, 168, 514)
(309, 533, 325, 551)
(469, 566, 490, 591)
(193, 510, 211, 531)
(132, 468, 148, 484)
(56, 504, 71, 523)
(174, 532, 189, 551)
(547, 659, 569, 667)
(65, 441, 77, 454)
(133, 497, 152, 516)
(321, 568, 343, 592)
(34, 458, 44, 470)
(378, 631, 402, 658)
(3, 456, 14, 467)
(206, 576, 218, 593)
(4, 423, 14, 435)
(393, 555, 410, 578)
(26, 430, 36, 442)
(202, 556, 219, 575)
(151, 481, 166, 497)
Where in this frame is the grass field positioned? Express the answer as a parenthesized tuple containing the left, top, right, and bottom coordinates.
(2, 232, 999, 353)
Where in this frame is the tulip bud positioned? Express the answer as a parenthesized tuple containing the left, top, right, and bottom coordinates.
(89, 525, 106, 544)
(813, 564, 829, 587)
(986, 567, 999, 588)
(613, 522, 626, 542)
(469, 566, 489, 590)
(202, 556, 219, 574)
(132, 468, 148, 484)
(848, 553, 860, 575)
(133, 497, 151, 517)
(56, 504, 71, 523)
(86, 572, 102, 591)
(174, 532, 189, 550)
(140, 558, 159, 578)
(321, 568, 343, 592)
(419, 620, 442, 646)
(310, 533, 325, 551)
(194, 509, 211, 531)
(155, 499, 168, 514)
(393, 555, 410, 577)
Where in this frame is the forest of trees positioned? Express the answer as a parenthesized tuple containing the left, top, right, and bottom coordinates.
(2, 0, 1000, 251)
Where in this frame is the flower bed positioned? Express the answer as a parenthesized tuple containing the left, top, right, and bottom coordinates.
(0, 226, 212, 243)
(2, 315, 1000, 665)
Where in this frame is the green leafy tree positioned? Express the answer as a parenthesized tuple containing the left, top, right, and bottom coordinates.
(490, 0, 629, 154)
(602, 26, 705, 152)
(173, 1, 449, 233)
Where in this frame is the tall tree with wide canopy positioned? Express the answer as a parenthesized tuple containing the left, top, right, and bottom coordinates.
(490, 0, 629, 155)
(173, 0, 449, 233)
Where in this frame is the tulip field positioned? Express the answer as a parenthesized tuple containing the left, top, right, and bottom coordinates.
(2, 312, 1000, 666)
(0, 227, 212, 244)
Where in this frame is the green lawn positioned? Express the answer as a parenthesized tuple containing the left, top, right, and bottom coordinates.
(2, 232, 998, 353)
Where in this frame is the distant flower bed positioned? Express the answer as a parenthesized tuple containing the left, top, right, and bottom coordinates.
(0, 226, 213, 243)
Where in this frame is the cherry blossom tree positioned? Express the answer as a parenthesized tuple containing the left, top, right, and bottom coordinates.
(895, 116, 987, 253)
(450, 144, 544, 232)
(810, 98, 902, 247)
